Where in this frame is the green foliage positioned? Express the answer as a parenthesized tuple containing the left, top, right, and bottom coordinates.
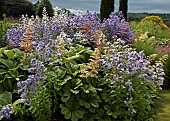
(119, 0, 128, 20)
(37, 0, 54, 17)
(0, 91, 12, 109)
(134, 34, 157, 57)
(0, 47, 28, 94)
(25, 37, 163, 121)
(100, 0, 115, 21)
(140, 16, 168, 30)
(31, 85, 52, 121)
(163, 53, 170, 88)
(135, 20, 170, 40)
(3, 0, 35, 18)
(0, 15, 10, 47)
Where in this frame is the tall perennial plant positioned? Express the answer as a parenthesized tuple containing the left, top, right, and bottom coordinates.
(0, 8, 165, 121)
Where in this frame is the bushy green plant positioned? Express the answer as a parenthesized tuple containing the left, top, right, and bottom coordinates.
(0, 47, 29, 120)
(0, 47, 28, 94)
(135, 20, 170, 40)
(134, 33, 158, 56)
(130, 21, 138, 32)
(139, 16, 168, 30)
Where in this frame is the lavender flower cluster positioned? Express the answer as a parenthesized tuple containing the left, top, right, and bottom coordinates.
(17, 39, 58, 105)
(0, 104, 14, 119)
(100, 38, 164, 88)
(5, 9, 132, 49)
(4, 24, 24, 48)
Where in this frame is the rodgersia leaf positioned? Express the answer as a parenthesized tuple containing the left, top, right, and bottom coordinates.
(71, 112, 78, 121)
(65, 110, 71, 119)
(74, 109, 84, 118)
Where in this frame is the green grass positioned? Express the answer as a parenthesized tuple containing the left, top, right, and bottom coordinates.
(155, 89, 170, 121)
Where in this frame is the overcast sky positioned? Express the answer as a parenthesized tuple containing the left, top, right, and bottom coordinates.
(128, 0, 170, 13)
(30, 0, 170, 13)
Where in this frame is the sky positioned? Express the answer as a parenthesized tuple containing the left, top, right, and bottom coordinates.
(30, 0, 170, 13)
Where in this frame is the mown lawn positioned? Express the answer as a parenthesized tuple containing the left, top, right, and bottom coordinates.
(155, 89, 170, 121)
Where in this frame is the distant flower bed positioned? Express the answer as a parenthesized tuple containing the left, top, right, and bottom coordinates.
(0, 8, 166, 121)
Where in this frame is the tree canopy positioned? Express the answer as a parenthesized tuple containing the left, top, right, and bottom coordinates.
(1, 0, 35, 18)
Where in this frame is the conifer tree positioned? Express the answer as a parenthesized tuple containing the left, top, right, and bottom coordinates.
(119, 0, 128, 20)
(100, 0, 115, 21)
(0, 0, 5, 19)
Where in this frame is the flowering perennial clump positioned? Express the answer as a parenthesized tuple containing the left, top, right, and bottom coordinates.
(0, 8, 166, 121)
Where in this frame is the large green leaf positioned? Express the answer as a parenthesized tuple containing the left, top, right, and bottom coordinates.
(65, 110, 71, 119)
(57, 69, 67, 79)
(71, 112, 78, 121)
(0, 91, 12, 108)
(90, 101, 99, 108)
(61, 96, 70, 102)
(46, 71, 57, 79)
(0, 84, 6, 94)
(60, 106, 70, 114)
(64, 75, 72, 82)
(4, 50, 15, 59)
(0, 47, 7, 55)
(85, 102, 90, 108)
(0, 65, 7, 69)
(0, 58, 14, 69)
(0, 69, 7, 75)
(12, 48, 24, 58)
(66, 55, 82, 61)
(8, 70, 19, 78)
(2, 78, 13, 91)
(74, 110, 84, 118)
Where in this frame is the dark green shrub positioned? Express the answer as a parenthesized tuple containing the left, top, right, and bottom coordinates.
(163, 53, 170, 88)
(3, 0, 36, 17)
(100, 0, 115, 21)
(0, 47, 28, 94)
(119, 0, 128, 20)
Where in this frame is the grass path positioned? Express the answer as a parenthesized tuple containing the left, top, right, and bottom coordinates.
(155, 89, 170, 121)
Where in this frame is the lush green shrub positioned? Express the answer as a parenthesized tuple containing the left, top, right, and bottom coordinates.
(0, 47, 29, 93)
(100, 0, 115, 21)
(0, 47, 29, 120)
(134, 33, 158, 56)
(134, 20, 170, 40)
(139, 16, 169, 30)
